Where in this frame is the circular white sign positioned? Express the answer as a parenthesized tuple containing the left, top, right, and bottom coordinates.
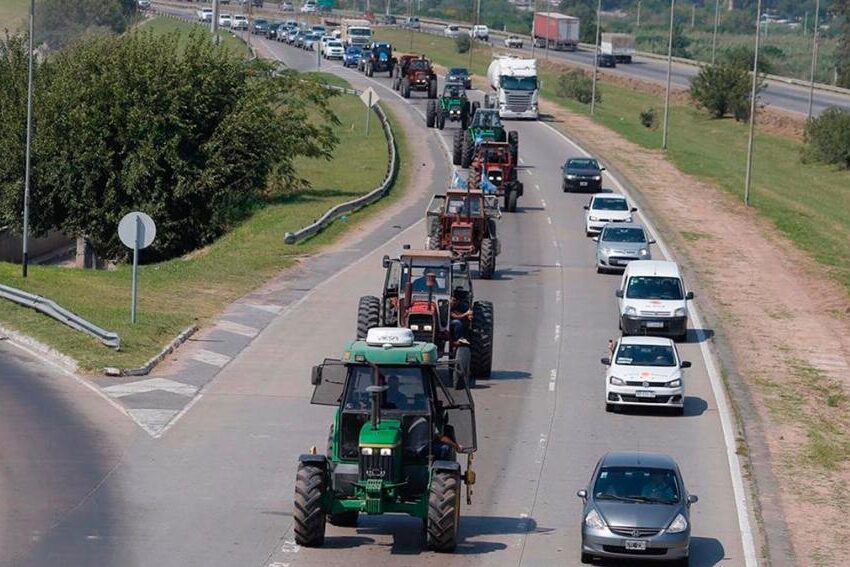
(118, 212, 156, 250)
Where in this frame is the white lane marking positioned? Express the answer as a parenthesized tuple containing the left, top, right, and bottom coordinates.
(552, 239, 558, 248)
(103, 378, 197, 398)
(535, 435, 547, 464)
(216, 319, 259, 338)
(243, 303, 283, 314)
(555, 290, 562, 303)
(191, 349, 232, 368)
(541, 199, 547, 208)
(518, 157, 525, 165)
(535, 184, 540, 190)
(280, 540, 300, 553)
(546, 216, 552, 224)
(554, 324, 561, 342)
(527, 170, 533, 177)
(555, 261, 561, 267)
(548, 369, 557, 391)
(540, 120, 758, 567)
(126, 409, 180, 437)
(548, 382, 555, 391)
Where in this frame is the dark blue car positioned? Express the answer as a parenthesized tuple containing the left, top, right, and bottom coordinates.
(343, 46, 362, 68)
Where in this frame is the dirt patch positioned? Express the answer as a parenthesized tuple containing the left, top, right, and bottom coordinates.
(538, 97, 850, 565)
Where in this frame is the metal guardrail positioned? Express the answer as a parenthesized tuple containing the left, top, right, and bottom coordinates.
(0, 283, 121, 348)
(284, 86, 399, 244)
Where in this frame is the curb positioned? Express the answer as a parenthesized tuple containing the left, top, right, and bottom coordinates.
(103, 323, 198, 377)
(0, 323, 80, 373)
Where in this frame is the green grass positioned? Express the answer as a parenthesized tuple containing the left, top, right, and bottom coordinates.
(0, 82, 407, 371)
(0, 0, 28, 32)
(140, 16, 250, 57)
(375, 28, 850, 292)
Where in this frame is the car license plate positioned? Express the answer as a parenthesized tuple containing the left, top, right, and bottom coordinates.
(625, 540, 647, 551)
(636, 390, 656, 398)
(580, 181, 588, 186)
(646, 321, 664, 329)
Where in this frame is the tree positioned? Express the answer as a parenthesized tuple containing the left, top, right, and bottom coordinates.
(35, 0, 137, 49)
(689, 63, 764, 121)
(833, 0, 850, 88)
(0, 30, 339, 261)
(558, 0, 598, 44)
(803, 107, 850, 169)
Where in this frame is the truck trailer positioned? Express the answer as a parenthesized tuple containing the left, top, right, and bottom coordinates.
(600, 33, 636, 63)
(533, 12, 579, 51)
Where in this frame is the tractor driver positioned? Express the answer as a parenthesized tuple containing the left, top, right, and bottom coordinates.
(450, 295, 473, 341)
(411, 268, 448, 294)
(406, 415, 461, 461)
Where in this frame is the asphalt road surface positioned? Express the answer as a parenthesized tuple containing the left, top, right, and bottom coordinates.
(3, 10, 754, 566)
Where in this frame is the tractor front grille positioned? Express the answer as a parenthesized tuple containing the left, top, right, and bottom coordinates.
(359, 450, 394, 481)
(408, 315, 435, 343)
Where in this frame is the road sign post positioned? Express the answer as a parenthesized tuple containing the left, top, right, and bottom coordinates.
(359, 87, 379, 138)
(118, 212, 156, 324)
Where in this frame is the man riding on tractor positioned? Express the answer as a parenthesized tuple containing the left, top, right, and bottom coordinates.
(293, 328, 478, 552)
(426, 83, 476, 130)
(364, 42, 395, 77)
(467, 141, 523, 212)
(452, 108, 518, 168)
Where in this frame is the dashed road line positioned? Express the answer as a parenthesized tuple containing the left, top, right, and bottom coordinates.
(191, 349, 232, 368)
(554, 324, 561, 342)
(546, 216, 552, 224)
(103, 377, 197, 398)
(244, 303, 283, 314)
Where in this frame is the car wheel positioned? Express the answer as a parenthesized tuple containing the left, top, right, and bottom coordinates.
(581, 552, 593, 564)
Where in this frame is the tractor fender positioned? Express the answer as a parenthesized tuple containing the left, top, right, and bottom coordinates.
(299, 454, 329, 469)
(431, 460, 461, 474)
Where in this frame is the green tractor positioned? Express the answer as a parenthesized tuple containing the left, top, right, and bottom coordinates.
(452, 108, 519, 169)
(426, 82, 478, 131)
(294, 327, 478, 552)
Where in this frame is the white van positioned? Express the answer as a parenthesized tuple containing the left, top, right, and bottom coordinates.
(615, 260, 693, 341)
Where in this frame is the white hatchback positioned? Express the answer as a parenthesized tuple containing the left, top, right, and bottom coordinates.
(219, 14, 233, 27)
(601, 336, 690, 415)
(584, 193, 636, 236)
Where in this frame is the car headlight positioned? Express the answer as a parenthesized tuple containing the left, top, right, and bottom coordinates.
(589, 216, 599, 221)
(624, 306, 637, 316)
(674, 307, 687, 317)
(361, 447, 373, 456)
(594, 175, 601, 181)
(584, 508, 606, 530)
(639, 248, 649, 256)
(380, 448, 392, 456)
(601, 247, 613, 255)
(667, 513, 688, 534)
(566, 174, 577, 180)
(609, 376, 624, 385)
(667, 378, 681, 388)
(626, 215, 633, 222)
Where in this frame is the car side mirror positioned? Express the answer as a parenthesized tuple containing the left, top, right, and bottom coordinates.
(680, 361, 692, 369)
(600, 166, 606, 171)
(648, 239, 656, 244)
(631, 207, 638, 212)
(592, 236, 599, 242)
(687, 494, 699, 505)
(600, 357, 611, 365)
(583, 205, 589, 210)
(577, 489, 587, 499)
(311, 365, 322, 386)
(615, 290, 624, 298)
(403, 244, 411, 250)
(686, 291, 694, 300)
(382, 254, 391, 268)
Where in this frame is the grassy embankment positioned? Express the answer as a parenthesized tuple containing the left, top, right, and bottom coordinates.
(376, 28, 850, 292)
(140, 14, 251, 56)
(0, 18, 409, 370)
(0, 0, 27, 32)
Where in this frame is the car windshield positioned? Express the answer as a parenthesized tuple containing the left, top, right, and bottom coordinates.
(350, 28, 371, 36)
(592, 197, 628, 211)
(615, 344, 677, 366)
(410, 59, 429, 70)
(343, 366, 428, 412)
(402, 265, 450, 296)
(347, 47, 361, 54)
(601, 227, 645, 243)
(626, 276, 684, 300)
(329, 41, 342, 47)
(473, 111, 501, 129)
(449, 68, 468, 76)
(594, 466, 680, 505)
(568, 159, 599, 170)
(444, 85, 463, 97)
(255, 19, 267, 24)
(500, 76, 537, 91)
(447, 196, 481, 216)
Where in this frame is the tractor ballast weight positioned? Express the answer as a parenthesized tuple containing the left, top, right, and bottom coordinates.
(365, 42, 395, 77)
(294, 329, 479, 552)
(426, 83, 471, 130)
(467, 141, 523, 212)
(451, 109, 518, 168)
(393, 54, 437, 99)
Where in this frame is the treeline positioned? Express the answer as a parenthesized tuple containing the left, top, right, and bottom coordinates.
(35, 0, 137, 49)
(0, 30, 340, 261)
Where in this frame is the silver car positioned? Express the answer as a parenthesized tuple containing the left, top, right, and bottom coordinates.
(593, 222, 654, 273)
(578, 452, 698, 565)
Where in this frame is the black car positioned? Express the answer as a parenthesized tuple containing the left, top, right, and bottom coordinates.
(597, 53, 617, 68)
(562, 157, 606, 192)
(382, 14, 397, 24)
(445, 67, 472, 90)
(252, 19, 269, 35)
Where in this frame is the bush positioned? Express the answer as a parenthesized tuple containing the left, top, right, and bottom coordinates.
(640, 107, 657, 129)
(557, 69, 600, 105)
(455, 33, 471, 54)
(803, 108, 850, 169)
(689, 63, 762, 122)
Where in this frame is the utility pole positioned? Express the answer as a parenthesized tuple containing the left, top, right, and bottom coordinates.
(545, 1, 551, 59)
(469, 0, 480, 70)
(590, 0, 601, 115)
(743, 0, 763, 207)
(212, 0, 221, 45)
(711, 0, 720, 64)
(246, 0, 252, 52)
(636, 0, 641, 28)
(691, 4, 695, 28)
(807, 0, 821, 120)
(22, 0, 34, 278)
(531, 0, 536, 57)
(661, 0, 675, 150)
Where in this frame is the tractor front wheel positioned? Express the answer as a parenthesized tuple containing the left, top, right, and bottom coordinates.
(508, 130, 519, 160)
(402, 78, 411, 98)
(461, 132, 474, 168)
(428, 79, 438, 99)
(366, 62, 373, 77)
(293, 462, 327, 547)
(356, 295, 381, 339)
(426, 100, 437, 128)
(453, 344, 472, 389)
(470, 301, 494, 380)
(479, 238, 496, 280)
(452, 131, 463, 166)
(505, 187, 518, 213)
(427, 470, 461, 552)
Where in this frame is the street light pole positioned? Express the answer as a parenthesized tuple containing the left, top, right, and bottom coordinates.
(807, 0, 821, 120)
(22, 0, 35, 278)
(590, 0, 601, 115)
(212, 0, 221, 45)
(661, 0, 675, 150)
(469, 0, 480, 70)
(743, 0, 763, 208)
(636, 0, 641, 28)
(711, 0, 720, 64)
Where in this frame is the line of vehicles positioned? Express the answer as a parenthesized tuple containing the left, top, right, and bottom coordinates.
(255, 26, 699, 565)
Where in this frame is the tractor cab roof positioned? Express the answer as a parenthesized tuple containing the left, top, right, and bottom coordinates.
(476, 142, 512, 164)
(344, 328, 439, 366)
(400, 249, 454, 261)
(443, 83, 465, 98)
(471, 109, 502, 129)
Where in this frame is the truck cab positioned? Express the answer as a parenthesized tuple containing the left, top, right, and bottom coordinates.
(487, 56, 539, 120)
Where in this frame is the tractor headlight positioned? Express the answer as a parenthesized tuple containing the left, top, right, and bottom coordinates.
(609, 376, 625, 386)
(410, 324, 420, 330)
(361, 447, 373, 456)
(380, 448, 392, 456)
(423, 325, 433, 331)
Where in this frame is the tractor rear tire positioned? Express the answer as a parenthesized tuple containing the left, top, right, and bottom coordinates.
(508, 130, 519, 160)
(461, 132, 474, 168)
(437, 111, 446, 130)
(505, 187, 518, 213)
(393, 74, 400, 90)
(470, 301, 494, 380)
(328, 510, 359, 527)
(453, 344, 472, 389)
(356, 295, 381, 339)
(402, 78, 411, 98)
(428, 80, 437, 99)
(293, 462, 327, 547)
(460, 109, 468, 130)
(427, 235, 442, 250)
(366, 62, 373, 77)
(426, 100, 437, 128)
(452, 130, 463, 166)
(479, 238, 496, 280)
(426, 470, 461, 552)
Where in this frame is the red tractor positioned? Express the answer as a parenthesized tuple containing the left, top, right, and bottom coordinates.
(356, 249, 494, 386)
(467, 142, 523, 213)
(425, 189, 500, 280)
(392, 54, 437, 99)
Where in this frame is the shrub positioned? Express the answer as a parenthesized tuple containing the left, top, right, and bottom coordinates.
(557, 69, 600, 105)
(689, 63, 762, 122)
(640, 107, 657, 129)
(803, 107, 850, 169)
(455, 33, 471, 54)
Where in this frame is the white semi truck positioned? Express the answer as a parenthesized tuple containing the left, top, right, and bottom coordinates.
(487, 56, 539, 120)
(340, 18, 372, 48)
